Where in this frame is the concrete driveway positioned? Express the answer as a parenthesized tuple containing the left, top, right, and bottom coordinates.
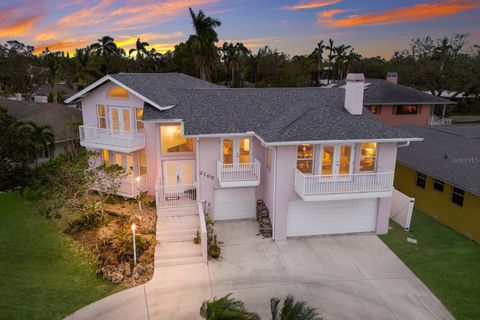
(66, 220, 453, 320)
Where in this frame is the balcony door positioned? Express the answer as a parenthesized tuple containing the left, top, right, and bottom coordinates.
(221, 137, 251, 166)
(109, 107, 131, 137)
(319, 144, 354, 177)
(163, 160, 195, 193)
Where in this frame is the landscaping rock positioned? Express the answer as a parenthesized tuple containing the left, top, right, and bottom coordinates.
(132, 263, 147, 280)
(110, 272, 124, 284)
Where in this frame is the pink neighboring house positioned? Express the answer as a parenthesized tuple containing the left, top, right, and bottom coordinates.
(329, 73, 455, 126)
(66, 73, 421, 241)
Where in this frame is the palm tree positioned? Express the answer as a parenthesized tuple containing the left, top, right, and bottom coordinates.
(188, 8, 221, 81)
(200, 294, 260, 320)
(90, 36, 120, 74)
(310, 40, 325, 86)
(221, 42, 250, 87)
(24, 121, 55, 165)
(129, 38, 150, 62)
(75, 46, 100, 88)
(271, 295, 322, 320)
(325, 39, 336, 83)
(333, 44, 352, 80)
(344, 48, 361, 76)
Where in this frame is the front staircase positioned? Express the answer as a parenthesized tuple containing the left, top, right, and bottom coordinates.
(155, 205, 205, 267)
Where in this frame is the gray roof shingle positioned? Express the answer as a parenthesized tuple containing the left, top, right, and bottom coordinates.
(330, 79, 455, 105)
(142, 86, 415, 143)
(395, 124, 480, 196)
(1, 98, 82, 140)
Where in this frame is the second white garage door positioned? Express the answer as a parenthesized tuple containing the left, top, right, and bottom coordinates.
(287, 198, 378, 237)
(213, 188, 256, 220)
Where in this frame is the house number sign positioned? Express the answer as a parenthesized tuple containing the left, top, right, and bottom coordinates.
(199, 170, 215, 180)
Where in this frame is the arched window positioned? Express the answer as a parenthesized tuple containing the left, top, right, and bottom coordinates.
(108, 86, 129, 99)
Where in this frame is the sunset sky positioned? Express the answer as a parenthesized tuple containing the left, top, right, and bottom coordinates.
(1, 0, 479, 58)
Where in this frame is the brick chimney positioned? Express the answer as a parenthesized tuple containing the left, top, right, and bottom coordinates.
(386, 72, 398, 84)
(345, 73, 365, 115)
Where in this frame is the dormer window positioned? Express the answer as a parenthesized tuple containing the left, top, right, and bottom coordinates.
(108, 86, 129, 99)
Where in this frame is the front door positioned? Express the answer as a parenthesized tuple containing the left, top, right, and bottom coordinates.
(319, 144, 353, 177)
(221, 137, 251, 167)
(163, 160, 195, 192)
(109, 107, 131, 136)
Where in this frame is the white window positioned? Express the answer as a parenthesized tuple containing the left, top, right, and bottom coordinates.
(139, 153, 147, 175)
(359, 143, 377, 172)
(266, 148, 273, 170)
(108, 86, 129, 99)
(135, 108, 144, 130)
(97, 105, 106, 128)
(160, 124, 194, 154)
(297, 144, 314, 174)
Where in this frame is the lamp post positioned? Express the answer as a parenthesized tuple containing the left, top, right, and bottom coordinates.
(131, 223, 137, 266)
(135, 176, 142, 211)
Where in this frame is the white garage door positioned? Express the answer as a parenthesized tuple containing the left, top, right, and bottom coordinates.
(213, 188, 256, 220)
(287, 198, 378, 237)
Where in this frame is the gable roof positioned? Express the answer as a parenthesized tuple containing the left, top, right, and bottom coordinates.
(142, 87, 417, 144)
(329, 79, 455, 105)
(1, 98, 82, 141)
(64, 73, 221, 110)
(395, 124, 480, 196)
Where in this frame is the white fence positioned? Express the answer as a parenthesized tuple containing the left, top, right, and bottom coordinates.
(92, 174, 147, 198)
(79, 124, 145, 150)
(390, 189, 415, 231)
(156, 183, 197, 208)
(217, 158, 261, 183)
(295, 167, 394, 196)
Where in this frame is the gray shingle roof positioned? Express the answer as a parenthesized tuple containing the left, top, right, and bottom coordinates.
(330, 79, 455, 105)
(142, 87, 415, 143)
(1, 98, 82, 141)
(395, 124, 480, 196)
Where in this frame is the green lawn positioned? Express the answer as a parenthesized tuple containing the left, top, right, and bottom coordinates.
(380, 209, 480, 320)
(0, 193, 120, 320)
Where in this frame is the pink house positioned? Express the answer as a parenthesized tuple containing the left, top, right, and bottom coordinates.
(329, 73, 455, 126)
(66, 73, 421, 242)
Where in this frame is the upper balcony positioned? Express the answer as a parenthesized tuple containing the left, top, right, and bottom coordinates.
(294, 167, 394, 201)
(217, 158, 261, 188)
(79, 124, 145, 153)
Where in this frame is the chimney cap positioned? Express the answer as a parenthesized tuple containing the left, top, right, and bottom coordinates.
(346, 73, 365, 82)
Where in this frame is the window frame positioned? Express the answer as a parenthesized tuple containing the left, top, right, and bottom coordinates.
(416, 172, 426, 189)
(107, 85, 129, 99)
(135, 108, 144, 130)
(266, 148, 273, 170)
(160, 123, 195, 155)
(451, 187, 465, 207)
(296, 144, 314, 174)
(433, 179, 445, 192)
(97, 104, 107, 129)
(359, 142, 377, 172)
(395, 105, 420, 115)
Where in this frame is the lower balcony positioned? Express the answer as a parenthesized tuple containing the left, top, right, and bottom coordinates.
(217, 159, 261, 188)
(79, 124, 145, 153)
(294, 167, 394, 201)
(92, 174, 147, 199)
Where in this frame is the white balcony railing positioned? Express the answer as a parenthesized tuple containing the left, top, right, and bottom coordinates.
(156, 183, 197, 208)
(79, 124, 145, 151)
(217, 158, 261, 187)
(429, 115, 452, 125)
(92, 174, 147, 199)
(295, 167, 394, 199)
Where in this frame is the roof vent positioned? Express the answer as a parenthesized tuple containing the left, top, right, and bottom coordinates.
(344, 73, 365, 115)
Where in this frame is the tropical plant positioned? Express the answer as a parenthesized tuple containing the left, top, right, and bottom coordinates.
(200, 294, 260, 320)
(310, 40, 325, 85)
(21, 121, 55, 165)
(90, 36, 120, 74)
(129, 38, 150, 62)
(74, 46, 100, 88)
(271, 295, 322, 320)
(188, 7, 221, 80)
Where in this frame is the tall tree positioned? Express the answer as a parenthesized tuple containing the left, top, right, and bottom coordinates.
(310, 40, 325, 86)
(129, 38, 150, 62)
(188, 8, 221, 81)
(90, 36, 120, 74)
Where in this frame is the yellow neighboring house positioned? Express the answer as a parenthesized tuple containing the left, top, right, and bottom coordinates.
(394, 124, 480, 244)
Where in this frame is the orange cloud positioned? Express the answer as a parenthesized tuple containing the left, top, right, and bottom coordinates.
(33, 38, 93, 55)
(284, 0, 343, 10)
(317, 0, 480, 27)
(0, 16, 42, 37)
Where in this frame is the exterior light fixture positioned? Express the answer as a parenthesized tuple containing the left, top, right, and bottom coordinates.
(131, 224, 137, 266)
